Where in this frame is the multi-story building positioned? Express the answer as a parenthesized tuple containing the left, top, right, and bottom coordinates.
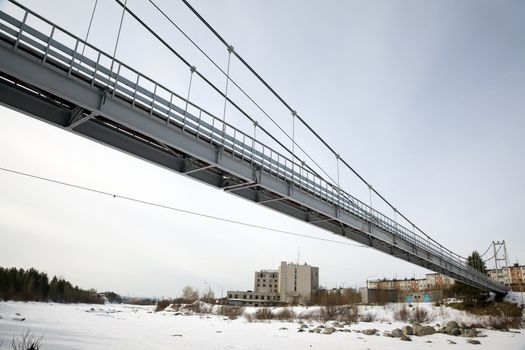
(227, 261, 319, 306)
(278, 261, 319, 304)
(367, 273, 455, 293)
(486, 263, 525, 290)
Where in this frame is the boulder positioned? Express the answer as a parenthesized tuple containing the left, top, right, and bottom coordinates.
(464, 329, 478, 338)
(446, 321, 460, 332)
(383, 331, 395, 338)
(402, 325, 413, 336)
(362, 329, 378, 336)
(391, 328, 403, 338)
(449, 328, 462, 336)
(467, 339, 481, 345)
(400, 334, 412, 341)
(322, 327, 336, 335)
(414, 325, 436, 336)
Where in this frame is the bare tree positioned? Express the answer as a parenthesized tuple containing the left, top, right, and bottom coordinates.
(181, 286, 199, 303)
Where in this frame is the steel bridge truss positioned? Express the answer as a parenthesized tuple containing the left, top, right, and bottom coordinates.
(0, 1, 507, 294)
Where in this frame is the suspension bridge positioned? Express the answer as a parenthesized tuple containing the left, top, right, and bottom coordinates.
(0, 0, 508, 294)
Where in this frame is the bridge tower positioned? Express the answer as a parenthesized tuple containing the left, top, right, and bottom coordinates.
(492, 240, 511, 287)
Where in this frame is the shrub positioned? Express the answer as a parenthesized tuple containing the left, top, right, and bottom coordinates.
(319, 305, 358, 323)
(411, 306, 430, 323)
(393, 304, 410, 321)
(360, 311, 377, 322)
(254, 307, 274, 320)
(275, 307, 295, 321)
(319, 306, 338, 322)
(217, 306, 244, 320)
(155, 299, 171, 312)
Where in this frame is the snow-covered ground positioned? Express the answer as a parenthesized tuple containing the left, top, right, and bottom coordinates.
(0, 301, 524, 350)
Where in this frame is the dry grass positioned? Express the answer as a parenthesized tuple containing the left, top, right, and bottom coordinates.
(319, 305, 358, 323)
(11, 331, 43, 350)
(216, 306, 244, 320)
(274, 307, 295, 321)
(393, 304, 410, 321)
(411, 306, 430, 323)
(254, 307, 274, 320)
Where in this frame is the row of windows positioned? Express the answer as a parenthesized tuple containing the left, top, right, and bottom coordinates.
(258, 273, 277, 278)
(229, 294, 279, 301)
(257, 279, 277, 283)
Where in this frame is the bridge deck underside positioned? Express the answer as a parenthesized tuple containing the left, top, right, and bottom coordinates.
(0, 9, 507, 295)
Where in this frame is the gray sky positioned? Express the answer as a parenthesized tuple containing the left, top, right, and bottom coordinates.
(0, 0, 524, 298)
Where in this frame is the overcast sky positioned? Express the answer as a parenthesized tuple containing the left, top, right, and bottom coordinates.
(0, 0, 524, 298)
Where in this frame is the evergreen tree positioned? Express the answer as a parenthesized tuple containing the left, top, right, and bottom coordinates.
(452, 250, 489, 307)
(0, 266, 117, 304)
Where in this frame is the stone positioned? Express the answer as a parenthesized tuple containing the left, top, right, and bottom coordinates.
(383, 331, 394, 338)
(279, 327, 288, 331)
(400, 334, 412, 341)
(298, 329, 305, 333)
(299, 324, 309, 329)
(464, 329, 478, 338)
(446, 321, 460, 332)
(402, 325, 413, 336)
(448, 340, 457, 345)
(362, 329, 378, 336)
(467, 339, 481, 345)
(391, 328, 403, 338)
(414, 325, 436, 336)
(449, 328, 462, 336)
(322, 327, 336, 335)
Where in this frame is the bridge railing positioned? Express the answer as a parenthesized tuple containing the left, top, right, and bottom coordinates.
(0, 1, 504, 291)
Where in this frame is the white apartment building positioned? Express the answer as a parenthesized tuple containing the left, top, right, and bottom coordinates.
(278, 261, 319, 304)
(368, 273, 455, 292)
(227, 261, 319, 306)
(486, 264, 525, 289)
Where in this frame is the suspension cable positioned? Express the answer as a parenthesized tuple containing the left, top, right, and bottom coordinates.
(82, 0, 99, 55)
(112, 0, 325, 180)
(178, 0, 467, 260)
(480, 242, 493, 258)
(145, 0, 338, 186)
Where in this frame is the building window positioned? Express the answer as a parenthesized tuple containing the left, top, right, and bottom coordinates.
(255, 295, 259, 299)
(294, 286, 297, 292)
(243, 295, 246, 299)
(234, 294, 238, 298)
(229, 294, 232, 298)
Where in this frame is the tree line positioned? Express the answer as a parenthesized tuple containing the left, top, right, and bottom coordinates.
(0, 267, 111, 304)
